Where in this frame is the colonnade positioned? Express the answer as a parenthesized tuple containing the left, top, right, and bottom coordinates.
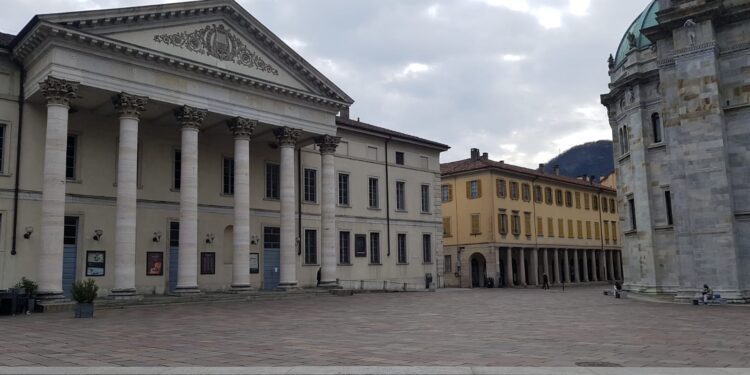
(499, 247, 622, 287)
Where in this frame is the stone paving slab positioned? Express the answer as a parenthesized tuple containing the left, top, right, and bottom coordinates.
(2, 287, 750, 368)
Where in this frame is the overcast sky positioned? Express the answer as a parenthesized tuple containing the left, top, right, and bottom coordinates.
(1, 0, 651, 167)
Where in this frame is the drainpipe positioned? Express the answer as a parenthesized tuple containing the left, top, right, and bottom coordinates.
(11, 60, 25, 256)
(597, 188, 606, 282)
(384, 136, 391, 257)
(297, 147, 302, 256)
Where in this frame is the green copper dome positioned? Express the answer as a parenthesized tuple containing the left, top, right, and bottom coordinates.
(614, 0, 660, 66)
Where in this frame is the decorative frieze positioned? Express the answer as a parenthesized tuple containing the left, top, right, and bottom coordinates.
(227, 117, 256, 139)
(315, 135, 341, 154)
(174, 105, 207, 129)
(154, 24, 279, 76)
(274, 126, 301, 147)
(39, 76, 79, 106)
(112, 92, 149, 118)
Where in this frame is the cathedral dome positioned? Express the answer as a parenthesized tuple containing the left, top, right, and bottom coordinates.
(613, 0, 660, 66)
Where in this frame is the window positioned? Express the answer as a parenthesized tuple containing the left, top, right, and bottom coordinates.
(524, 212, 532, 237)
(601, 197, 609, 212)
(303, 168, 317, 203)
(66, 134, 77, 180)
(369, 232, 381, 264)
(441, 185, 453, 202)
(584, 193, 590, 210)
(537, 217, 544, 237)
(421, 184, 430, 213)
(511, 212, 521, 235)
(522, 183, 531, 202)
(265, 163, 280, 200)
(339, 231, 351, 264)
(567, 219, 574, 238)
(355, 234, 367, 257)
(0, 124, 5, 173)
(396, 181, 406, 211)
(575, 192, 581, 209)
(665, 190, 674, 225)
(444, 255, 452, 273)
(397, 233, 407, 264)
(498, 212, 508, 235)
(422, 234, 432, 263)
(534, 186, 543, 203)
(169, 221, 180, 248)
(304, 229, 318, 265)
(595, 222, 601, 240)
(338, 173, 350, 206)
(610, 198, 616, 213)
(604, 220, 610, 242)
(545, 187, 553, 204)
(368, 177, 379, 208)
(173, 149, 181, 190)
(395, 151, 405, 165)
(555, 189, 563, 206)
(367, 146, 378, 160)
(592, 195, 599, 211)
(467, 180, 481, 199)
(652, 113, 662, 143)
(611, 221, 618, 244)
(547, 217, 554, 237)
(200, 252, 215, 275)
(620, 125, 630, 154)
(264, 227, 280, 250)
(586, 221, 592, 239)
(471, 214, 481, 235)
(443, 217, 452, 237)
(577, 220, 583, 239)
(557, 219, 564, 238)
(496, 179, 507, 198)
(629, 197, 637, 230)
(510, 182, 519, 200)
(565, 191, 573, 207)
(222, 157, 234, 195)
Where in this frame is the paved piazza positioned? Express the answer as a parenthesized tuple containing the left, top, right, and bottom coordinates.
(1, 286, 749, 368)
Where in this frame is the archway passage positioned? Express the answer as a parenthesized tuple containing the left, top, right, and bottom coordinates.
(470, 253, 487, 288)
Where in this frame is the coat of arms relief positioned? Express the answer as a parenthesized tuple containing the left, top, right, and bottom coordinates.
(154, 24, 279, 76)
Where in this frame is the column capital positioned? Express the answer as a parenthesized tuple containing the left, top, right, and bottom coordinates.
(227, 117, 256, 140)
(314, 135, 341, 154)
(174, 105, 207, 130)
(112, 92, 148, 119)
(274, 126, 301, 147)
(40, 76, 79, 106)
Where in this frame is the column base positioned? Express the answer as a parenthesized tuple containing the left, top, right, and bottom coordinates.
(173, 286, 201, 295)
(276, 282, 298, 291)
(230, 284, 254, 293)
(317, 281, 340, 289)
(109, 288, 143, 300)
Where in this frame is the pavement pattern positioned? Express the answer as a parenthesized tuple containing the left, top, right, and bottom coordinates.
(1, 286, 749, 368)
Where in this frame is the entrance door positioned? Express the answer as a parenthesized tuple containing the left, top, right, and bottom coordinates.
(471, 258, 480, 287)
(263, 227, 281, 290)
(168, 221, 179, 293)
(62, 216, 79, 298)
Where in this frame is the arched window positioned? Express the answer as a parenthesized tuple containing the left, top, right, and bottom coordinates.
(651, 113, 662, 143)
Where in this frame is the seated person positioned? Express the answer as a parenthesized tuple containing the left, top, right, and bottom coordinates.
(702, 284, 713, 304)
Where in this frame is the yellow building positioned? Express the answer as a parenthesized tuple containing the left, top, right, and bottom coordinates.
(441, 149, 621, 288)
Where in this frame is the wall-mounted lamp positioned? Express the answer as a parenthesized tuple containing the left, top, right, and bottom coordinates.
(152, 231, 162, 243)
(93, 229, 103, 241)
(205, 233, 215, 244)
(23, 227, 33, 239)
(250, 235, 259, 246)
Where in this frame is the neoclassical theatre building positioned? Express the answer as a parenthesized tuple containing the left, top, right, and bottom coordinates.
(441, 149, 621, 288)
(0, 0, 449, 301)
(602, 0, 750, 302)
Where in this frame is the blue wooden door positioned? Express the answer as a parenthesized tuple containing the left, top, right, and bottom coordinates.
(168, 221, 179, 293)
(62, 216, 79, 298)
(262, 227, 281, 291)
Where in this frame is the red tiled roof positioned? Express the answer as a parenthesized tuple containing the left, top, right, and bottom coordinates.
(441, 157, 616, 192)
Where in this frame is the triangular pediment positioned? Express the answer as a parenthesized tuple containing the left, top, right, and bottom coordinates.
(27, 0, 353, 104)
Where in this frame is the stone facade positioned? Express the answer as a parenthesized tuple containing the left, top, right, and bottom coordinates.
(601, 0, 750, 302)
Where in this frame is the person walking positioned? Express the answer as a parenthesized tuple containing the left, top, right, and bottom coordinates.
(542, 274, 550, 290)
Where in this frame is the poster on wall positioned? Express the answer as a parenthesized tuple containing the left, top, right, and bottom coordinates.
(86, 251, 106, 276)
(249, 253, 259, 274)
(146, 252, 164, 276)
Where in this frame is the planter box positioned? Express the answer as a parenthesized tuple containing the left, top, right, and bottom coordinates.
(74, 303, 94, 318)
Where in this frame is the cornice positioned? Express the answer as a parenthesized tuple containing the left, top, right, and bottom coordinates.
(12, 22, 349, 111)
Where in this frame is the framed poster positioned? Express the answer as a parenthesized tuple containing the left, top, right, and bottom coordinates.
(146, 252, 164, 276)
(249, 252, 259, 274)
(354, 234, 367, 257)
(86, 251, 106, 276)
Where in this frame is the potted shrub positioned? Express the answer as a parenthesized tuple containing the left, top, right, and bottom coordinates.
(71, 279, 98, 318)
(14, 277, 38, 314)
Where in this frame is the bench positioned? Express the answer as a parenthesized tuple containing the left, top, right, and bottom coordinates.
(693, 294, 727, 305)
(603, 289, 627, 299)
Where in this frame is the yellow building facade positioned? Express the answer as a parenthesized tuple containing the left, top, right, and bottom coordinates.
(441, 149, 621, 288)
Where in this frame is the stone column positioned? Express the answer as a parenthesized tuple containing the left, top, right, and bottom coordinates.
(563, 249, 571, 283)
(573, 250, 580, 283)
(518, 248, 526, 286)
(38, 77, 79, 298)
(581, 250, 589, 282)
(553, 249, 560, 284)
(615, 251, 622, 281)
(228, 117, 256, 291)
(607, 251, 614, 282)
(591, 250, 598, 282)
(174, 105, 206, 294)
(316, 135, 340, 287)
(110, 93, 148, 298)
(505, 247, 513, 287)
(543, 248, 549, 284)
(600, 251, 607, 282)
(275, 127, 301, 290)
(530, 248, 538, 285)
